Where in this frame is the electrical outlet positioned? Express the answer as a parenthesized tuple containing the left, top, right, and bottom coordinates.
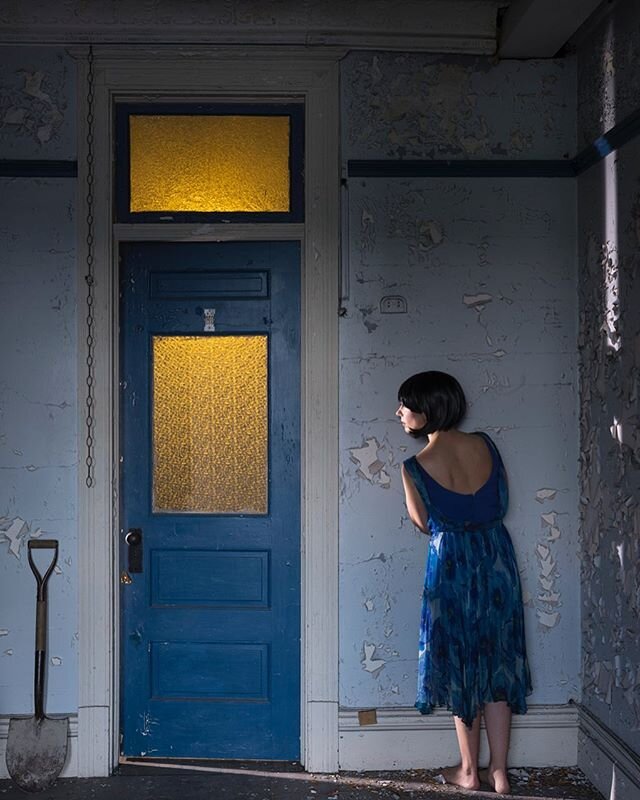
(380, 295, 407, 314)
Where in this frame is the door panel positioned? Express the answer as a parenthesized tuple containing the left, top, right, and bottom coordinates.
(120, 241, 300, 759)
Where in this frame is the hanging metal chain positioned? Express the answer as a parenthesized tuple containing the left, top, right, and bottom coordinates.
(84, 45, 96, 488)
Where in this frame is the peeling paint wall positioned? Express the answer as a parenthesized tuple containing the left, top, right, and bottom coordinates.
(0, 41, 589, 742)
(576, 0, 640, 774)
(344, 53, 575, 161)
(0, 47, 77, 714)
(340, 53, 580, 710)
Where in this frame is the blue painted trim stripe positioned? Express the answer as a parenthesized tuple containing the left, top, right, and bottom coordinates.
(573, 106, 640, 175)
(349, 105, 640, 179)
(348, 159, 575, 178)
(0, 160, 77, 177)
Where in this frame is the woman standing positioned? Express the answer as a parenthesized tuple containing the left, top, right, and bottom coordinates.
(397, 371, 532, 794)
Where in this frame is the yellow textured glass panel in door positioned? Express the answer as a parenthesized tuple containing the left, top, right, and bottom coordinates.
(152, 336, 268, 514)
(130, 115, 290, 212)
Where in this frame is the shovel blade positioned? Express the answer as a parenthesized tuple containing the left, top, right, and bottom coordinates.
(6, 715, 68, 792)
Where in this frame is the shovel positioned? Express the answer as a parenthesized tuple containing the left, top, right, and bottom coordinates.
(5, 539, 68, 792)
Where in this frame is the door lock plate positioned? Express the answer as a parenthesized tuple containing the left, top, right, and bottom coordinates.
(125, 528, 143, 573)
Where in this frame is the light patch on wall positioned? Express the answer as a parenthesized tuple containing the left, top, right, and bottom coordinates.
(361, 642, 386, 675)
(509, 128, 533, 153)
(0, 69, 65, 145)
(0, 629, 8, 636)
(463, 291, 495, 345)
(349, 437, 392, 488)
(360, 206, 376, 254)
(357, 304, 378, 333)
(538, 610, 560, 628)
(535, 488, 558, 503)
(0, 516, 43, 559)
(50, 656, 62, 666)
(421, 220, 443, 246)
(480, 371, 514, 396)
(541, 511, 561, 543)
(535, 511, 563, 630)
(477, 236, 490, 267)
(386, 193, 445, 262)
(463, 292, 493, 310)
(609, 416, 623, 445)
(601, 240, 620, 352)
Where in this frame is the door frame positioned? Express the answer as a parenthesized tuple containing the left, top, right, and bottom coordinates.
(75, 46, 341, 775)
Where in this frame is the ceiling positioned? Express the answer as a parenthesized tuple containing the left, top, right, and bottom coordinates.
(0, 0, 607, 57)
(498, 0, 606, 56)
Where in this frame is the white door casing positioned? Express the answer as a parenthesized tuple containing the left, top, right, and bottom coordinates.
(76, 46, 341, 776)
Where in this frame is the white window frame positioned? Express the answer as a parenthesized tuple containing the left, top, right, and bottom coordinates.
(76, 46, 341, 776)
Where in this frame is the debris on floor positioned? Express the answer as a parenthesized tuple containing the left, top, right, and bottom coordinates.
(0, 765, 604, 799)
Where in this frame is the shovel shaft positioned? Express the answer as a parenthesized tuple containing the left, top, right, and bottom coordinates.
(27, 539, 58, 722)
(34, 651, 45, 720)
(35, 600, 47, 720)
(36, 600, 47, 652)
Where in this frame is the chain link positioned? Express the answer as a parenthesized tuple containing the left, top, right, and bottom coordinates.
(85, 45, 96, 488)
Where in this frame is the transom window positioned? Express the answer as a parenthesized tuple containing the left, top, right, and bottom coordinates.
(115, 103, 304, 223)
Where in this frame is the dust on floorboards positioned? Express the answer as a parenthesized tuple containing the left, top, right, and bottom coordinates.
(0, 764, 605, 799)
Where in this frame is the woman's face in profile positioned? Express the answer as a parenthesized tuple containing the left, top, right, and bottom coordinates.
(396, 402, 426, 435)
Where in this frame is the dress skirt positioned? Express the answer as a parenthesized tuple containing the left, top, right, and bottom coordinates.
(404, 433, 532, 727)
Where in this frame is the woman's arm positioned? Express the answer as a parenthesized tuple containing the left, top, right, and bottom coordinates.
(401, 464, 429, 534)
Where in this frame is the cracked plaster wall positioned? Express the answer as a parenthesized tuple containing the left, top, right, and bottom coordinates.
(0, 47, 77, 714)
(340, 52, 580, 710)
(576, 0, 640, 782)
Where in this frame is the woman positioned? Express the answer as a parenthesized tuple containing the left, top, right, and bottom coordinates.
(397, 371, 532, 794)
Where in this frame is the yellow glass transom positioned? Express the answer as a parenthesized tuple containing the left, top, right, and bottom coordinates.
(129, 115, 290, 213)
(152, 335, 268, 514)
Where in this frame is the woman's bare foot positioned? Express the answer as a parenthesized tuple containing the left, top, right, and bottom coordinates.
(479, 766, 511, 794)
(441, 764, 481, 791)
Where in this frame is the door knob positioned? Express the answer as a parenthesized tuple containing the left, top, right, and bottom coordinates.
(125, 528, 143, 573)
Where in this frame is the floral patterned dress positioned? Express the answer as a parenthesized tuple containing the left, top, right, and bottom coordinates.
(403, 432, 532, 727)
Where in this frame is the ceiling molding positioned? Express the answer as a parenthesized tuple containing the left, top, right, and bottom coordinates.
(0, 0, 501, 54)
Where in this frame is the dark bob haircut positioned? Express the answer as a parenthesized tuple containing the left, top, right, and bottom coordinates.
(397, 371, 467, 436)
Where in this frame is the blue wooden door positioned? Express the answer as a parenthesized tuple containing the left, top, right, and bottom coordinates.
(120, 241, 300, 759)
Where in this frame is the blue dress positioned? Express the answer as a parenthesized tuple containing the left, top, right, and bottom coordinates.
(403, 432, 532, 727)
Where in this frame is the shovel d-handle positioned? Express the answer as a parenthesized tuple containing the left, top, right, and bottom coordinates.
(27, 539, 58, 721)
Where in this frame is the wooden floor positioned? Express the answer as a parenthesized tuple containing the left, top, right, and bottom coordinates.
(0, 764, 604, 799)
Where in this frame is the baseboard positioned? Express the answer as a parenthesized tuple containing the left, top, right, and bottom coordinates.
(578, 704, 640, 800)
(338, 704, 578, 770)
(0, 714, 78, 780)
(0, 705, 587, 779)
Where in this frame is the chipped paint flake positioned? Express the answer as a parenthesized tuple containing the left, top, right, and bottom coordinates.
(463, 292, 493, 309)
(139, 711, 160, 737)
(0, 517, 28, 559)
(361, 642, 386, 674)
(422, 220, 443, 245)
(349, 437, 391, 488)
(537, 610, 560, 628)
(0, 517, 43, 558)
(535, 488, 558, 503)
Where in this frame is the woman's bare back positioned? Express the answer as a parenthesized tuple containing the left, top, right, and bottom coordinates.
(415, 430, 493, 496)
